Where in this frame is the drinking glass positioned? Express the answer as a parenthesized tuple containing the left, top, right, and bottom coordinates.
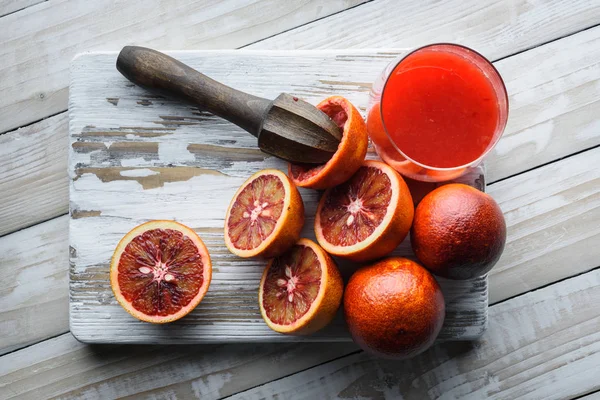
(367, 44, 509, 182)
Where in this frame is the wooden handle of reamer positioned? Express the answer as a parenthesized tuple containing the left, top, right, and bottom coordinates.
(116, 46, 271, 137)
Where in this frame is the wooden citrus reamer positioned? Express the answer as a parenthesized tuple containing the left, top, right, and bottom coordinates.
(116, 46, 341, 164)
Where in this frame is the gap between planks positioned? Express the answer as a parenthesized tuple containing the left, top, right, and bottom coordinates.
(0, 0, 46, 18)
(67, 50, 487, 343)
(238, 0, 376, 50)
(575, 389, 600, 400)
(0, 0, 369, 134)
(224, 267, 600, 400)
(1, 142, 597, 354)
(3, 19, 600, 237)
(2, 255, 600, 399)
(489, 142, 600, 186)
(2, 1, 598, 137)
(218, 349, 364, 400)
(3, 1, 600, 240)
(0, 0, 596, 354)
(2, 29, 600, 349)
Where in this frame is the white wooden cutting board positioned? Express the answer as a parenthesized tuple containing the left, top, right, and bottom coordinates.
(68, 50, 487, 344)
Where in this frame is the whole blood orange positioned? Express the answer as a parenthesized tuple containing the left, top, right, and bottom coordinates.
(110, 220, 212, 323)
(411, 183, 506, 279)
(225, 169, 304, 259)
(344, 257, 445, 359)
(259, 238, 343, 335)
(314, 160, 414, 262)
(289, 96, 368, 190)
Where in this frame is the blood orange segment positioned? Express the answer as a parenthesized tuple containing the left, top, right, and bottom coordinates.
(259, 238, 343, 335)
(318, 165, 392, 246)
(225, 169, 304, 259)
(110, 220, 212, 323)
(227, 174, 285, 250)
(262, 245, 321, 325)
(315, 160, 414, 262)
(289, 96, 368, 190)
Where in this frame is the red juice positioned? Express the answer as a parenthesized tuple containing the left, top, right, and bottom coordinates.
(381, 47, 504, 168)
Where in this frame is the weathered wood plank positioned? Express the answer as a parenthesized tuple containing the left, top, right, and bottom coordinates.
(0, 141, 600, 398)
(4, 0, 600, 134)
(0, 333, 357, 400)
(0, 0, 44, 17)
(66, 48, 600, 342)
(229, 267, 600, 400)
(3, 145, 596, 354)
(489, 25, 600, 182)
(488, 147, 600, 303)
(583, 391, 600, 400)
(4, 20, 600, 238)
(0, 0, 596, 394)
(0, 215, 69, 355)
(2, 42, 599, 350)
(3, 258, 599, 399)
(0, 0, 366, 134)
(68, 51, 487, 343)
(0, 113, 68, 237)
(250, 0, 600, 57)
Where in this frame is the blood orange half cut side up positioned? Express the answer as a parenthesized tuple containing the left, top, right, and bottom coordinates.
(315, 160, 414, 262)
(110, 220, 212, 324)
(259, 238, 343, 335)
(225, 169, 304, 259)
(289, 96, 368, 190)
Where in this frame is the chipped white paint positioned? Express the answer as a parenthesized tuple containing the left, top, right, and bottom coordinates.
(191, 372, 233, 399)
(120, 157, 151, 167)
(68, 51, 487, 343)
(2, 1, 599, 398)
(119, 168, 160, 177)
(576, 118, 600, 141)
(5, 24, 600, 239)
(158, 141, 196, 164)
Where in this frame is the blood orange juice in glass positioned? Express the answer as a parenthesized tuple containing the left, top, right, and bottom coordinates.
(367, 44, 508, 182)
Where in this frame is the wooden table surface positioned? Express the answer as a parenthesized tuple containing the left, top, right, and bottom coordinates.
(1, 1, 599, 399)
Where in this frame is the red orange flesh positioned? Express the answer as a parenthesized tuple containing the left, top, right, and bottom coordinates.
(110, 220, 212, 323)
(289, 96, 368, 190)
(225, 169, 304, 259)
(315, 160, 414, 262)
(259, 238, 343, 335)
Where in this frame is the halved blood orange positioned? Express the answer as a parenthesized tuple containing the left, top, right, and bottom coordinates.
(289, 96, 368, 190)
(110, 220, 212, 323)
(259, 238, 343, 335)
(315, 160, 414, 262)
(225, 169, 304, 259)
